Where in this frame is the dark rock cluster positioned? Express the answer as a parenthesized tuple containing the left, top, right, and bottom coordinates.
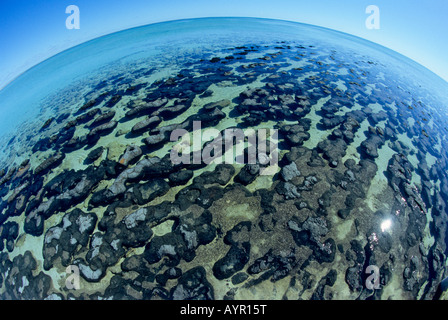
(0, 250, 53, 300)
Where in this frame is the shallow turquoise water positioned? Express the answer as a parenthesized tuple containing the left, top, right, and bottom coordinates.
(1, 17, 448, 300)
(1, 17, 447, 157)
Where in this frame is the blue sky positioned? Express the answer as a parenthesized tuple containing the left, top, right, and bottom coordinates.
(1, 0, 447, 89)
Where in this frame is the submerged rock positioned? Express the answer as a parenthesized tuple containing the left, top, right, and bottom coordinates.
(131, 116, 161, 133)
(1, 251, 53, 300)
(132, 179, 170, 205)
(213, 221, 251, 280)
(86, 146, 104, 163)
(168, 170, 194, 186)
(281, 161, 301, 182)
(234, 164, 259, 185)
(88, 120, 118, 141)
(171, 266, 214, 300)
(91, 110, 115, 126)
(43, 208, 97, 270)
(360, 134, 384, 158)
(34, 153, 65, 175)
(203, 99, 231, 111)
(317, 138, 347, 166)
(118, 145, 142, 166)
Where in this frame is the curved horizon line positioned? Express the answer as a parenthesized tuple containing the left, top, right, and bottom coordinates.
(1, 16, 446, 91)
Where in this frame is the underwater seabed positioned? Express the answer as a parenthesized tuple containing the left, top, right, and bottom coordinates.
(0, 17, 448, 300)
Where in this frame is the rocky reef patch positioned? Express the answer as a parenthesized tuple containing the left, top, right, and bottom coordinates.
(0, 39, 447, 300)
